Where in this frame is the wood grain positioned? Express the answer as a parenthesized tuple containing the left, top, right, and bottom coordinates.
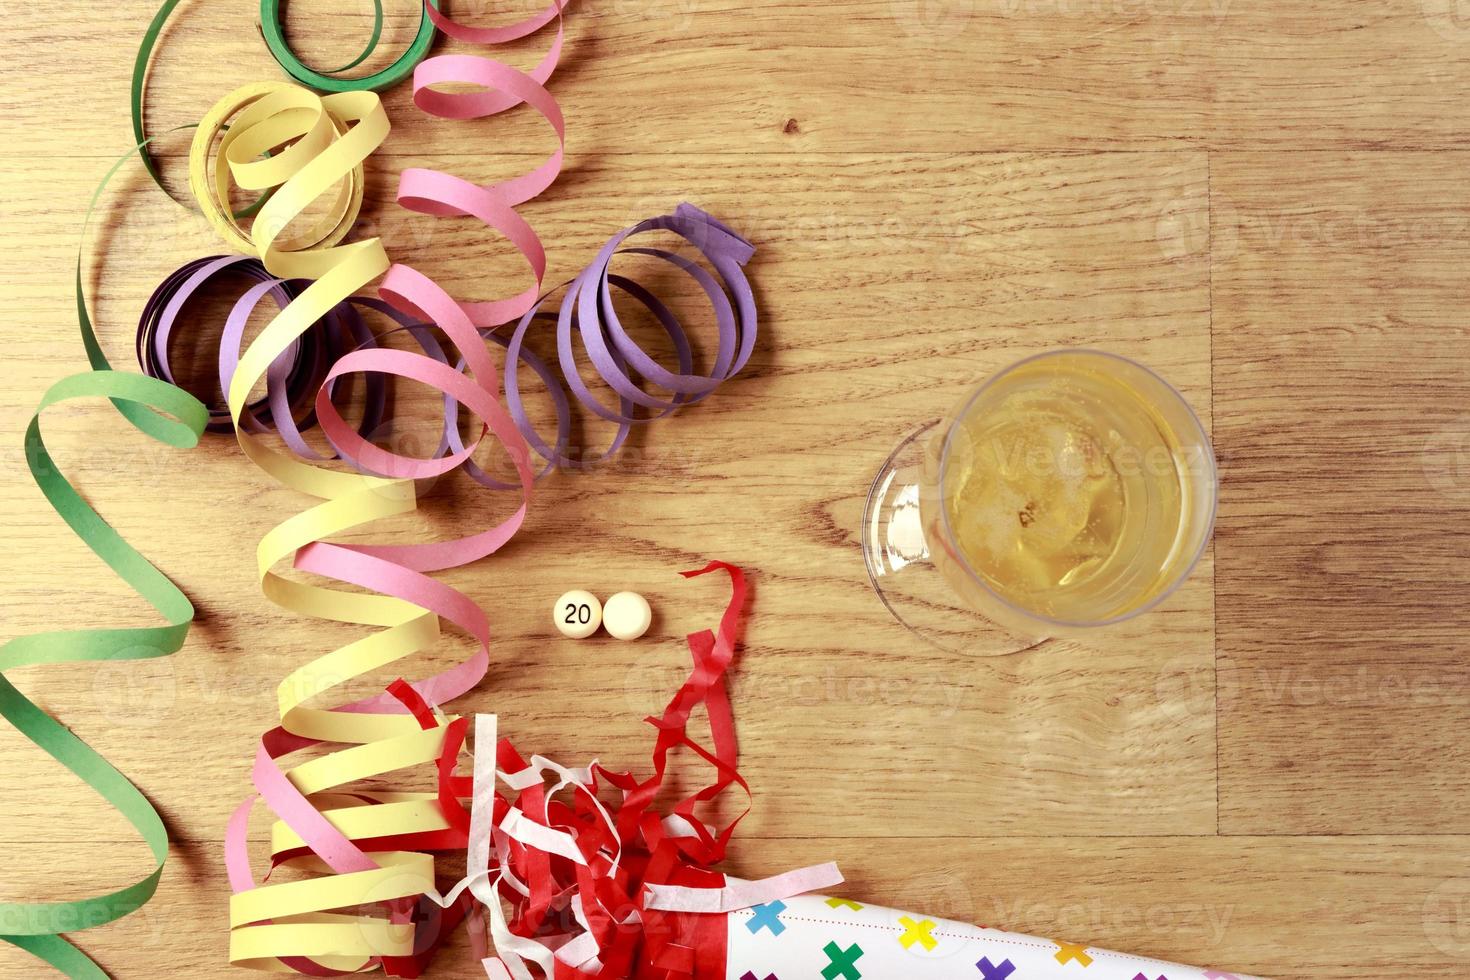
(11, 0, 1470, 155)
(0, 0, 1466, 978)
(0, 147, 1214, 842)
(7, 836, 1470, 979)
(1212, 151, 1470, 834)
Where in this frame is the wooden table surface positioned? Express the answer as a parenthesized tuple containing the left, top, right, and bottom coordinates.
(3, 1, 1470, 977)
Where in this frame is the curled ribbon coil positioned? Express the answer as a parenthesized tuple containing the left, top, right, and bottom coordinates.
(248, 0, 760, 473)
(185, 82, 534, 974)
(141, 203, 759, 484)
(495, 205, 758, 472)
(0, 146, 211, 979)
(377, 1, 567, 330)
(260, 0, 438, 94)
(138, 255, 328, 435)
(135, 254, 444, 449)
(0, 376, 206, 980)
(253, 0, 568, 330)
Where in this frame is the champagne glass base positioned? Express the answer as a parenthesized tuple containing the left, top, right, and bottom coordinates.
(862, 421, 1042, 656)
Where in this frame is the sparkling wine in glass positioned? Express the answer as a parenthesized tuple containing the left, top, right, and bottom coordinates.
(863, 349, 1217, 652)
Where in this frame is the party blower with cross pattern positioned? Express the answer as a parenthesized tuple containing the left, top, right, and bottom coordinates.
(725, 893, 1263, 979)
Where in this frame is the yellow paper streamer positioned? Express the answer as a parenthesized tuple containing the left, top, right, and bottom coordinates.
(187, 83, 463, 973)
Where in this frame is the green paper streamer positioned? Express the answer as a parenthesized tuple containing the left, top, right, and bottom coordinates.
(129, 0, 185, 191)
(0, 143, 209, 978)
(314, 0, 388, 74)
(130, 0, 273, 216)
(259, 0, 437, 93)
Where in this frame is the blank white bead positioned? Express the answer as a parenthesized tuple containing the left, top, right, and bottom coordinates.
(554, 590, 602, 639)
(603, 591, 652, 641)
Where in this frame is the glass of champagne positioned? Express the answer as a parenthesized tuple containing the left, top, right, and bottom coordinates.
(862, 349, 1217, 652)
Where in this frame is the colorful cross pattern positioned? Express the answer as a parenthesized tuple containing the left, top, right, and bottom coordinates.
(1204, 974, 1240, 980)
(740, 973, 779, 980)
(1053, 940, 1094, 967)
(822, 940, 864, 980)
(825, 897, 864, 911)
(897, 915, 938, 951)
(976, 956, 1016, 979)
(746, 900, 787, 936)
(1133, 974, 1169, 980)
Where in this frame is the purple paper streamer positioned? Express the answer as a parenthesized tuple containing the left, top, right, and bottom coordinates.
(138, 204, 757, 485)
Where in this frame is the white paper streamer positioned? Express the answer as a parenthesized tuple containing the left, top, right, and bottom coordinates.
(644, 864, 845, 914)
